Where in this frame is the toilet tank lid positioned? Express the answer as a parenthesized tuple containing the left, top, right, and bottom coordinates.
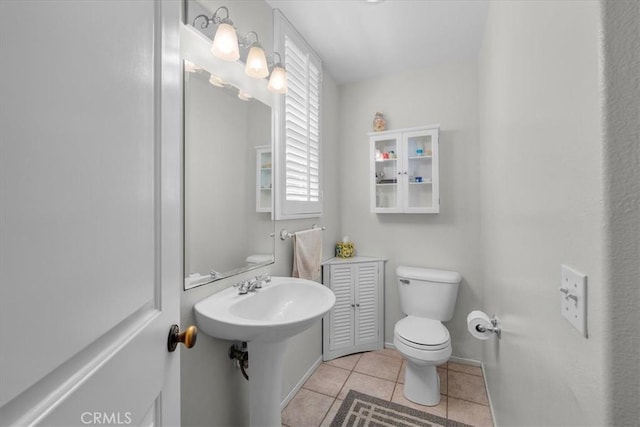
(396, 266, 462, 284)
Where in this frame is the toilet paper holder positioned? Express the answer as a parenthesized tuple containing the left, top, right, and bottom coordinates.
(475, 315, 501, 339)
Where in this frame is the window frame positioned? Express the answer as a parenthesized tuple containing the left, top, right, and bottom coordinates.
(273, 9, 323, 220)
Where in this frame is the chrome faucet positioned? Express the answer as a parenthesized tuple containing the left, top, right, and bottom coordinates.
(235, 274, 271, 295)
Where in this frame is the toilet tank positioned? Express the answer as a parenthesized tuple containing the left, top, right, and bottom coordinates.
(396, 266, 462, 321)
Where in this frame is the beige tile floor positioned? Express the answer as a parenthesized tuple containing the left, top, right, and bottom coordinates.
(282, 349, 494, 427)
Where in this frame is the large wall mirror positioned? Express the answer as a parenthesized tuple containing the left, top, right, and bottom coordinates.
(183, 57, 275, 289)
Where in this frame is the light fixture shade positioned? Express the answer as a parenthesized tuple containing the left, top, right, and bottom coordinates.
(237, 90, 252, 101)
(267, 65, 288, 94)
(184, 60, 201, 73)
(211, 22, 240, 61)
(209, 74, 225, 87)
(245, 45, 269, 78)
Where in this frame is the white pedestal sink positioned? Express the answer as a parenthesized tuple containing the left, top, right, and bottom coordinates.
(194, 276, 336, 427)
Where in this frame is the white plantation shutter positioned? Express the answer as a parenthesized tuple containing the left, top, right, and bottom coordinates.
(274, 10, 323, 219)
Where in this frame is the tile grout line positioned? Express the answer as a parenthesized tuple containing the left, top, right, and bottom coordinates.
(446, 366, 450, 421)
(316, 397, 336, 427)
(301, 384, 345, 401)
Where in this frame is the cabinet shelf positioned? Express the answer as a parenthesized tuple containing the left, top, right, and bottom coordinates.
(408, 155, 433, 160)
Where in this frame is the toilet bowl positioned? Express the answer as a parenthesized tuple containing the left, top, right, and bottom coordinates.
(394, 266, 461, 406)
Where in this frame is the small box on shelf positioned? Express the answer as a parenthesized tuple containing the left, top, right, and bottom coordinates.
(335, 241, 355, 258)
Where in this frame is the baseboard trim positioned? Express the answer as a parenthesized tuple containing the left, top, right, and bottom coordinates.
(280, 356, 323, 410)
(481, 363, 498, 426)
(448, 356, 482, 367)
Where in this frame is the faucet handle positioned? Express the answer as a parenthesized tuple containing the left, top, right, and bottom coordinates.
(252, 275, 264, 289)
(256, 273, 271, 283)
(237, 279, 250, 294)
(255, 274, 271, 287)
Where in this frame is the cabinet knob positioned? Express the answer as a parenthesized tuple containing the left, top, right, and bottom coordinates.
(356, 303, 360, 307)
(351, 303, 355, 308)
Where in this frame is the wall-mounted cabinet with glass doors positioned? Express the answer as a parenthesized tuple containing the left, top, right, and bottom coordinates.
(369, 125, 439, 214)
(255, 145, 272, 213)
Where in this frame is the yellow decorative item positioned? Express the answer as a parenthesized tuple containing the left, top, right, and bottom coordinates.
(335, 241, 355, 258)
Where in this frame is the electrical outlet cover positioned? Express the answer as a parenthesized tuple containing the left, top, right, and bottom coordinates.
(560, 264, 588, 338)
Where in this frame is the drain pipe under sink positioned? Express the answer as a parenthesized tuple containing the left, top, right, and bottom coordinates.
(229, 342, 249, 381)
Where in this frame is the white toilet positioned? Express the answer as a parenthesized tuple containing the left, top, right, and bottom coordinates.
(393, 266, 461, 406)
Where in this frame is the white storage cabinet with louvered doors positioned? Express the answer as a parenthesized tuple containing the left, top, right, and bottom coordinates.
(322, 257, 386, 361)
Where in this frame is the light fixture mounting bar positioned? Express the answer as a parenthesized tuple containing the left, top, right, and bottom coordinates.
(192, 6, 231, 29)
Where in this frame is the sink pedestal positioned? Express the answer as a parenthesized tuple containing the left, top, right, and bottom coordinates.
(248, 339, 288, 427)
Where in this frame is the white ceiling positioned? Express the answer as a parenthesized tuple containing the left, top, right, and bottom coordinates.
(266, 0, 489, 85)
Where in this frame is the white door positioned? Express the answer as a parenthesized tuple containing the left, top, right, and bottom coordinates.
(327, 265, 355, 355)
(354, 263, 379, 347)
(0, 1, 183, 426)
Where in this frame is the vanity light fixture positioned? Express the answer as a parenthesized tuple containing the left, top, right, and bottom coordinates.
(267, 52, 288, 94)
(193, 7, 240, 61)
(208, 74, 226, 87)
(241, 32, 269, 79)
(237, 90, 253, 101)
(192, 6, 286, 94)
(184, 60, 202, 73)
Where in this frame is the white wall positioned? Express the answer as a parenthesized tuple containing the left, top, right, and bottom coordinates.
(600, 0, 640, 424)
(478, 1, 606, 425)
(180, 2, 341, 426)
(338, 62, 483, 361)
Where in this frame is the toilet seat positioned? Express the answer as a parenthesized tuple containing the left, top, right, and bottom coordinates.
(394, 316, 450, 351)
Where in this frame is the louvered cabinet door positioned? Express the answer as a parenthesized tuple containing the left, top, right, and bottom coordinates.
(322, 258, 385, 361)
(327, 264, 355, 354)
(355, 262, 379, 346)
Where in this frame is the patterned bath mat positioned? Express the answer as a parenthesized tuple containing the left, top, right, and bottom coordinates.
(330, 390, 472, 427)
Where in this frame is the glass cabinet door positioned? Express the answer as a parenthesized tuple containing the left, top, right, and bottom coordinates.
(403, 131, 435, 211)
(371, 134, 401, 211)
(256, 146, 272, 212)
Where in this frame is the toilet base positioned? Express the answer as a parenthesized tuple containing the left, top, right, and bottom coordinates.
(404, 362, 440, 406)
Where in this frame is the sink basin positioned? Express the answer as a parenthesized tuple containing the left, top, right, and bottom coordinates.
(194, 276, 335, 342)
(194, 276, 336, 427)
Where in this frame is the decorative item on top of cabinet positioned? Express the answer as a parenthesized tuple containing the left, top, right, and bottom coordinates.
(255, 145, 272, 213)
(322, 256, 386, 361)
(373, 112, 386, 132)
(369, 125, 440, 214)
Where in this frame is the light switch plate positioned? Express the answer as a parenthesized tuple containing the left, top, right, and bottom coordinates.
(560, 264, 588, 338)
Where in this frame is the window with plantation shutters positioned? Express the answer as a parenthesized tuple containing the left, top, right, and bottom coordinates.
(274, 10, 323, 219)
